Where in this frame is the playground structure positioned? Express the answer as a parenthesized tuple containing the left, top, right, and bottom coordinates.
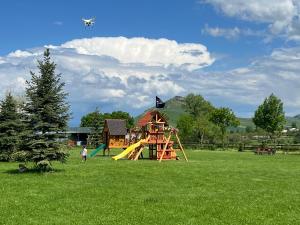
(112, 110, 188, 162)
(102, 119, 128, 156)
(88, 119, 128, 157)
(88, 110, 187, 162)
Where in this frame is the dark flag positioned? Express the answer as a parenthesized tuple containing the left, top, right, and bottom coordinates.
(156, 96, 165, 108)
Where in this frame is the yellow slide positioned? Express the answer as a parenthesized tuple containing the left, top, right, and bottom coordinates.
(112, 139, 145, 160)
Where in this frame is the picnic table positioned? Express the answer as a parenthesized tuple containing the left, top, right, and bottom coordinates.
(254, 147, 276, 155)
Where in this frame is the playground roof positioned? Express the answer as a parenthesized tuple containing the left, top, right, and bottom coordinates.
(137, 110, 168, 127)
(105, 119, 127, 135)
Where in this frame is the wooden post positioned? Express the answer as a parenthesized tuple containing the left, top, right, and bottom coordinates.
(175, 133, 188, 162)
(128, 136, 149, 160)
(127, 150, 134, 159)
(134, 146, 144, 161)
(127, 148, 136, 159)
(159, 133, 171, 162)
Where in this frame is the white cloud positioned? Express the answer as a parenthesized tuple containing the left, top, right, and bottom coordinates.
(53, 21, 63, 26)
(1, 36, 300, 122)
(179, 46, 300, 116)
(8, 50, 34, 58)
(202, 24, 265, 39)
(203, 0, 300, 40)
(61, 37, 214, 71)
(202, 25, 240, 39)
(0, 37, 213, 123)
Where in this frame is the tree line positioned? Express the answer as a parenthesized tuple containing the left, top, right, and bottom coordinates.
(176, 93, 286, 148)
(176, 94, 239, 147)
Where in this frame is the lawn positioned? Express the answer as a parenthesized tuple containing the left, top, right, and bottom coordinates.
(0, 149, 299, 225)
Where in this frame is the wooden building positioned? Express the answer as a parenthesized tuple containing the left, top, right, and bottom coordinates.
(103, 119, 127, 151)
(66, 127, 92, 146)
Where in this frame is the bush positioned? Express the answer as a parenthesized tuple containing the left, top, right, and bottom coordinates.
(10, 151, 30, 162)
(0, 153, 10, 162)
(36, 160, 52, 172)
(238, 143, 244, 152)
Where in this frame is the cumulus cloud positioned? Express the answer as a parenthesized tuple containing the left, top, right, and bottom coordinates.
(179, 47, 300, 116)
(7, 50, 34, 58)
(202, 24, 265, 39)
(61, 37, 214, 71)
(1, 36, 300, 123)
(0, 37, 213, 123)
(203, 0, 300, 40)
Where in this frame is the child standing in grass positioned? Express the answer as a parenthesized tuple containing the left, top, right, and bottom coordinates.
(81, 145, 88, 162)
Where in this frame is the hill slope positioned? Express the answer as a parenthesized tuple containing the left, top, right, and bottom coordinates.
(135, 96, 185, 126)
(238, 117, 300, 129)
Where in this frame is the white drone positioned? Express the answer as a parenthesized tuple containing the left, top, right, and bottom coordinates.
(82, 18, 95, 27)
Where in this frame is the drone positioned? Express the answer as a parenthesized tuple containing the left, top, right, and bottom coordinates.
(82, 18, 95, 27)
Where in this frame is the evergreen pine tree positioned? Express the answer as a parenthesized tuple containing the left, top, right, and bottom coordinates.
(0, 93, 24, 161)
(23, 49, 70, 170)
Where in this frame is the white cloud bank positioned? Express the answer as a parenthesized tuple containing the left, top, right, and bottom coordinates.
(1, 36, 300, 123)
(203, 0, 300, 40)
(61, 37, 213, 71)
(181, 47, 300, 116)
(0, 37, 213, 122)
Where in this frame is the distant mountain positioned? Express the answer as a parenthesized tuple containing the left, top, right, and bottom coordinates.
(294, 114, 300, 119)
(135, 96, 185, 126)
(136, 96, 300, 129)
(237, 116, 300, 129)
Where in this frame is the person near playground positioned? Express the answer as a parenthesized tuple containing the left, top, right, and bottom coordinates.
(81, 145, 88, 162)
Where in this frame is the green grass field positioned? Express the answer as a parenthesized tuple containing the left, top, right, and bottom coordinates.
(0, 149, 299, 225)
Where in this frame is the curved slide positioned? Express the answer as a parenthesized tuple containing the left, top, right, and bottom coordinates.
(112, 139, 146, 160)
(88, 144, 106, 157)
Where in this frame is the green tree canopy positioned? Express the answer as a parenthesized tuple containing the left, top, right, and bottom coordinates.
(253, 94, 285, 136)
(184, 93, 214, 118)
(80, 108, 103, 133)
(210, 107, 240, 147)
(176, 114, 195, 142)
(110, 111, 134, 128)
(291, 122, 297, 129)
(193, 116, 220, 144)
(21, 49, 70, 171)
(245, 126, 254, 133)
(177, 94, 218, 144)
(80, 109, 134, 130)
(0, 93, 24, 161)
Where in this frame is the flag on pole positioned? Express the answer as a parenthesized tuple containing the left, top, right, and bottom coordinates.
(156, 96, 165, 108)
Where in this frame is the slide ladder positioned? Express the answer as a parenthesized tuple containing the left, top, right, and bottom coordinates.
(88, 144, 106, 157)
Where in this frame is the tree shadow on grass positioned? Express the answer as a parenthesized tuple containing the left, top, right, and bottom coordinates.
(4, 168, 65, 175)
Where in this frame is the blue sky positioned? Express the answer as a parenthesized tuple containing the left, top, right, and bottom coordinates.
(1, 0, 300, 126)
(0, 0, 273, 61)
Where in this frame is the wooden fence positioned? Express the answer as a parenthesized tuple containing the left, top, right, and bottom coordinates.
(178, 142, 300, 153)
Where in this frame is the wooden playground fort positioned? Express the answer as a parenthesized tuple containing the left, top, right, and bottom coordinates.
(111, 110, 188, 162)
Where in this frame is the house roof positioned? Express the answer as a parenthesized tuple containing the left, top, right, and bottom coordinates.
(66, 127, 93, 134)
(137, 110, 168, 127)
(105, 119, 127, 135)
